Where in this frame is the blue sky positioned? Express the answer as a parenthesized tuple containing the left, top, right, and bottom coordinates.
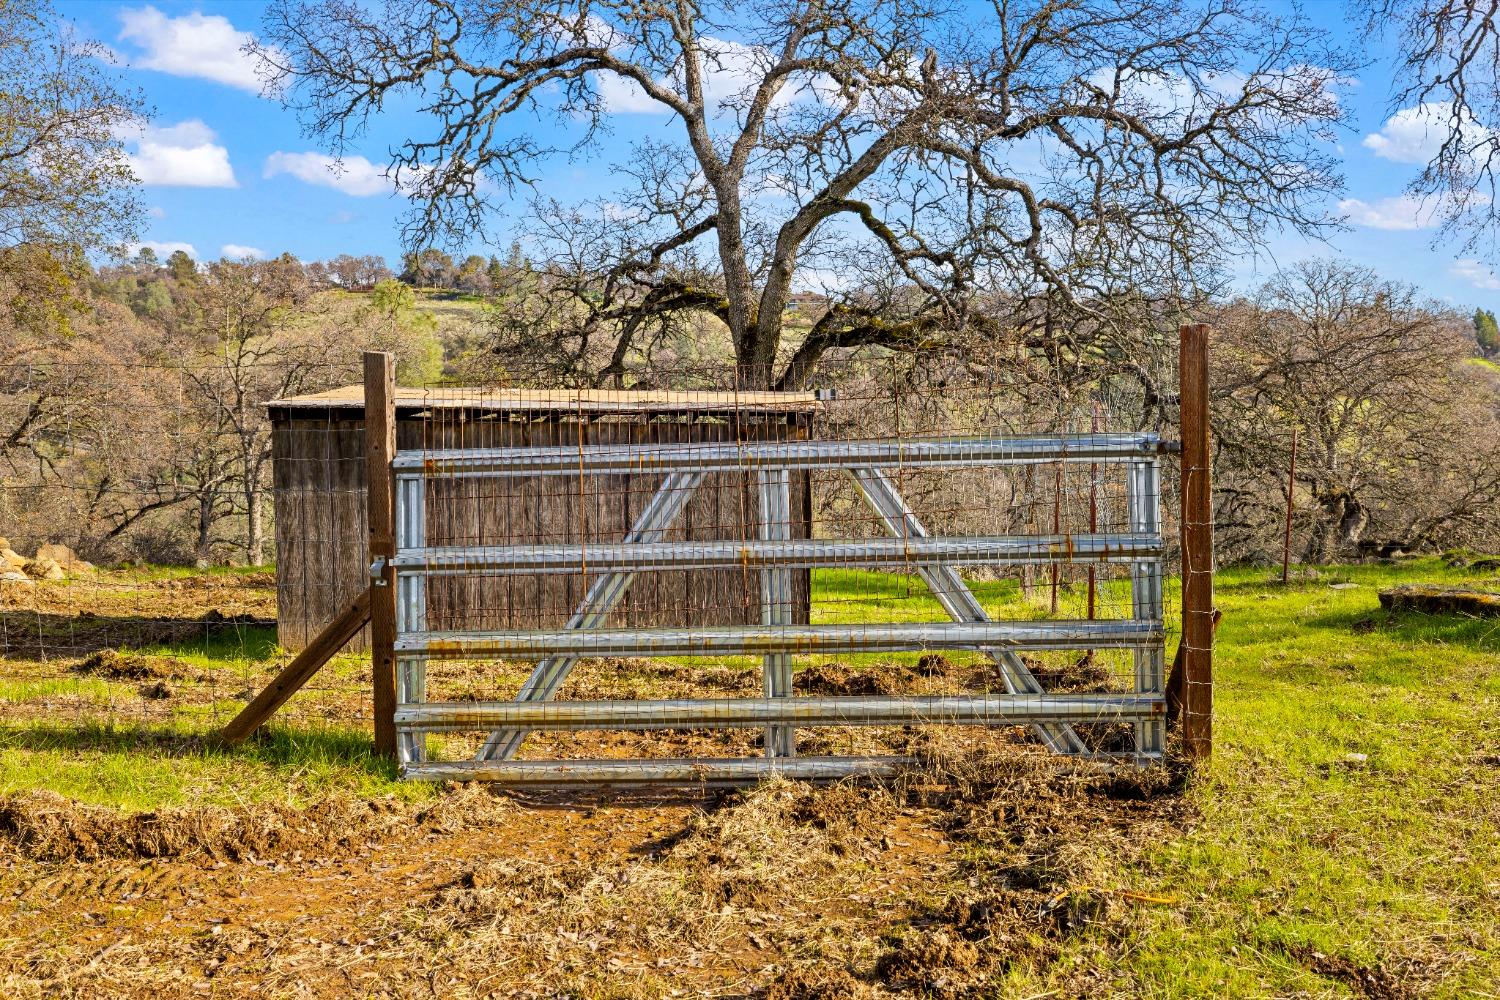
(56, 0, 1500, 310)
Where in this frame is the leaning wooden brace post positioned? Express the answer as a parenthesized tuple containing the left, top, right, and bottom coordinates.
(365, 351, 399, 759)
(1178, 324, 1215, 759)
(220, 589, 373, 744)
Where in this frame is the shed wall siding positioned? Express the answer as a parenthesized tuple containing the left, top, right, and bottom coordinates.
(271, 413, 812, 651)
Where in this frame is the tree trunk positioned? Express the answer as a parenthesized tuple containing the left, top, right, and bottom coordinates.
(244, 472, 264, 566)
(196, 494, 214, 568)
(1336, 496, 1368, 552)
(1304, 490, 1360, 565)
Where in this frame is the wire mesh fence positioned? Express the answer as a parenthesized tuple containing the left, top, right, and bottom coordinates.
(1, 350, 1187, 773)
(378, 356, 1178, 780)
(0, 358, 368, 736)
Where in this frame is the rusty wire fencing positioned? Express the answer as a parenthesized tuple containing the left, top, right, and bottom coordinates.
(0, 358, 371, 738)
(377, 353, 1183, 784)
(1, 350, 1191, 776)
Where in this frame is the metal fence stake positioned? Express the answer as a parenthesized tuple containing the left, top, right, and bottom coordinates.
(759, 467, 796, 757)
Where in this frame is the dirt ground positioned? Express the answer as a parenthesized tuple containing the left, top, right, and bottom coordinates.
(0, 572, 1188, 998)
(0, 760, 1186, 999)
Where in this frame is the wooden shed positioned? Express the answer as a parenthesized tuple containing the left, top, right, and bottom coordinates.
(267, 385, 818, 651)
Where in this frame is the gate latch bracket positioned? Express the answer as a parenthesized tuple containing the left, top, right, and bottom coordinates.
(370, 556, 389, 585)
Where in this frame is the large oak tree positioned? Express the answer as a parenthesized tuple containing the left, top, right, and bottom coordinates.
(261, 0, 1351, 388)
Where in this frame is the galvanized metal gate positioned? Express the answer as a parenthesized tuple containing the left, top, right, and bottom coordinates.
(384, 432, 1169, 785)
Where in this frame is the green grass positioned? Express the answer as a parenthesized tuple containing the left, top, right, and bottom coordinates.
(0, 722, 425, 810)
(101, 563, 272, 580)
(2, 557, 1498, 993)
(1036, 558, 1500, 996)
(134, 624, 281, 665)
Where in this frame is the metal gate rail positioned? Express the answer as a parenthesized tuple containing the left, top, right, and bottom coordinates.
(389, 432, 1170, 784)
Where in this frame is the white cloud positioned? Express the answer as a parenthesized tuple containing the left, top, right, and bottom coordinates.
(597, 73, 661, 113)
(122, 119, 237, 188)
(1451, 258, 1500, 290)
(146, 205, 166, 219)
(220, 244, 266, 259)
(1337, 194, 1439, 231)
(117, 6, 268, 93)
(263, 151, 395, 196)
(696, 38, 778, 109)
(593, 34, 787, 115)
(1362, 102, 1478, 164)
(129, 240, 197, 258)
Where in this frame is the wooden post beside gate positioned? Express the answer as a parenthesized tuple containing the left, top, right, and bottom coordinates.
(1178, 324, 1214, 759)
(365, 351, 399, 759)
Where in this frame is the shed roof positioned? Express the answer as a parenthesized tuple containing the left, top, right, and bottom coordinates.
(267, 384, 823, 416)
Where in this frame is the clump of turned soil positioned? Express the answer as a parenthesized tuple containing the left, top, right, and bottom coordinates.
(1027, 652, 1113, 691)
(765, 966, 878, 1000)
(0, 784, 510, 863)
(70, 648, 194, 681)
(1285, 943, 1409, 1000)
(916, 653, 954, 676)
(875, 928, 984, 996)
(668, 778, 895, 907)
(798, 660, 918, 696)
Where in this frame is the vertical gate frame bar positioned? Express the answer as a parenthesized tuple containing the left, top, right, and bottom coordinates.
(475, 469, 705, 761)
(396, 475, 428, 765)
(758, 467, 795, 757)
(363, 351, 398, 760)
(1179, 323, 1215, 759)
(1127, 459, 1165, 758)
(849, 467, 1088, 755)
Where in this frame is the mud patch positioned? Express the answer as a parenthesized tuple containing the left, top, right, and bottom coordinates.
(71, 648, 195, 681)
(884, 739, 1190, 987)
(1286, 944, 1409, 1000)
(0, 784, 510, 863)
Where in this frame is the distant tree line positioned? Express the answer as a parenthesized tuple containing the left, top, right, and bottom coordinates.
(396, 245, 529, 295)
(4, 244, 448, 566)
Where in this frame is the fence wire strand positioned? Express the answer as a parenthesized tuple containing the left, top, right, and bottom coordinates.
(1, 352, 1184, 771)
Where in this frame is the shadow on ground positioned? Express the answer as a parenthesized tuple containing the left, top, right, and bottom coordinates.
(0, 720, 394, 779)
(0, 611, 276, 660)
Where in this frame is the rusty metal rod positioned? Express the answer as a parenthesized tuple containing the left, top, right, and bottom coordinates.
(401, 756, 915, 785)
(1282, 425, 1298, 584)
(393, 433, 1172, 478)
(396, 619, 1161, 659)
(395, 693, 1165, 732)
(390, 533, 1163, 575)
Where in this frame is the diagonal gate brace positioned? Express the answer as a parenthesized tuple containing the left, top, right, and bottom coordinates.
(474, 470, 704, 761)
(849, 467, 1089, 755)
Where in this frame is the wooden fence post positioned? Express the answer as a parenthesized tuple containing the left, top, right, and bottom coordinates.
(365, 351, 398, 759)
(1179, 324, 1214, 759)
